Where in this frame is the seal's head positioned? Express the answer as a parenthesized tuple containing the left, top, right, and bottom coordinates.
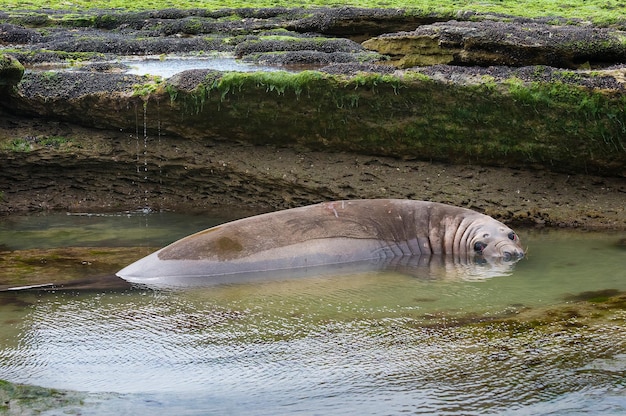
(470, 219, 524, 261)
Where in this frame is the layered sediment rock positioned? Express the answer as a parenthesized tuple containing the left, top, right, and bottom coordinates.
(363, 20, 626, 68)
(0, 8, 625, 223)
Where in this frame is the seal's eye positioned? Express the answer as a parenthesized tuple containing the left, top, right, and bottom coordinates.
(474, 242, 487, 253)
(508, 232, 517, 241)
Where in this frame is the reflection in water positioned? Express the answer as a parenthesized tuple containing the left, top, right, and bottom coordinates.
(1, 285, 625, 415)
(0, 213, 625, 414)
(121, 56, 288, 78)
(0, 211, 230, 250)
(27, 55, 291, 79)
(119, 254, 520, 289)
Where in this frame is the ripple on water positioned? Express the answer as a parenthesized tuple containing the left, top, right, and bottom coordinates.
(0, 250, 625, 414)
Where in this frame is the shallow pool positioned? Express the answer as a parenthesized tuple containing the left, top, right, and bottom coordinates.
(0, 211, 624, 414)
(121, 55, 289, 78)
(27, 54, 293, 78)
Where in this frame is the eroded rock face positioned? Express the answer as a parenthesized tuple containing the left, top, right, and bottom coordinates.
(285, 7, 439, 40)
(363, 20, 626, 68)
(1, 8, 626, 224)
(3, 9, 625, 71)
(5, 67, 625, 179)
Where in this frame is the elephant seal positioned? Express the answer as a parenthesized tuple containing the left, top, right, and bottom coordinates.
(117, 199, 524, 286)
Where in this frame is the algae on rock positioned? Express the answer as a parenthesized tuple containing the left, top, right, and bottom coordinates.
(0, 54, 24, 88)
(3, 68, 626, 177)
(163, 69, 626, 176)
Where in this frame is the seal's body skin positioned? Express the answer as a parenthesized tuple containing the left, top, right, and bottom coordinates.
(117, 199, 524, 286)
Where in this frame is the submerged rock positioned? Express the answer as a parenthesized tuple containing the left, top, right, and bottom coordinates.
(0, 379, 87, 414)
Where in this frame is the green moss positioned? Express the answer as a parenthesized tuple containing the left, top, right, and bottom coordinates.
(506, 79, 626, 158)
(186, 70, 328, 108)
(3, 49, 106, 66)
(1, 136, 79, 152)
(258, 35, 304, 42)
(1, 0, 626, 27)
(13, 12, 50, 27)
(2, 139, 32, 152)
(39, 136, 77, 148)
(0, 54, 24, 87)
(160, 69, 625, 175)
(132, 76, 165, 97)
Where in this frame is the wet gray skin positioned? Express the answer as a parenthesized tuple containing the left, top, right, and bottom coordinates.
(117, 199, 525, 287)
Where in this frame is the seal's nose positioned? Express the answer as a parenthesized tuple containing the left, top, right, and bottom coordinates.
(503, 250, 524, 261)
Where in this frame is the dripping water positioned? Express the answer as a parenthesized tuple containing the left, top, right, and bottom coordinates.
(156, 99, 162, 187)
(142, 102, 150, 213)
(134, 102, 141, 209)
(132, 101, 152, 218)
(132, 101, 148, 233)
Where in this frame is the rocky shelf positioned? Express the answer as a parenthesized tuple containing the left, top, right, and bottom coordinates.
(0, 7, 625, 227)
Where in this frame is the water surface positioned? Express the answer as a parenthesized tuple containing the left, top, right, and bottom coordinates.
(27, 55, 291, 78)
(121, 55, 288, 78)
(0, 212, 624, 415)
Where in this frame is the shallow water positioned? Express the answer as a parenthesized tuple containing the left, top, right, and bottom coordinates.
(0, 212, 625, 414)
(28, 54, 292, 78)
(121, 55, 289, 78)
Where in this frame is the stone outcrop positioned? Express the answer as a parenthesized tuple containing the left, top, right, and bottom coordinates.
(363, 20, 626, 68)
(285, 7, 441, 40)
(0, 8, 423, 67)
(3, 68, 625, 178)
(2, 108, 625, 228)
(3, 9, 625, 70)
(1, 9, 626, 179)
(0, 54, 23, 87)
(1, 7, 626, 222)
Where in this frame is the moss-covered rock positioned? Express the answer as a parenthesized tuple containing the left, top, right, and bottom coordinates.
(363, 20, 626, 69)
(4, 68, 625, 177)
(0, 54, 24, 87)
(167, 69, 626, 176)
